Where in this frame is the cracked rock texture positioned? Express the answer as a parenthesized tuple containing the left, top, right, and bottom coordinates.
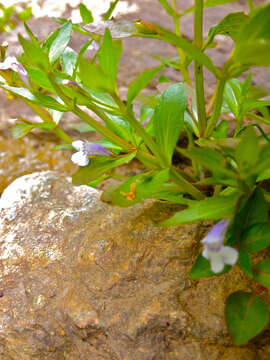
(0, 171, 269, 359)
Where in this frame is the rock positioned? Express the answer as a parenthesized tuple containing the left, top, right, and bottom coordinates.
(0, 171, 268, 359)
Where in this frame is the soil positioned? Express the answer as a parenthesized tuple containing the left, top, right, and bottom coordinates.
(0, 0, 269, 193)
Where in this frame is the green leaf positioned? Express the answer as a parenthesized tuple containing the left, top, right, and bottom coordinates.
(160, 193, 239, 226)
(253, 259, 270, 289)
(34, 93, 69, 112)
(10, 123, 35, 139)
(34, 122, 56, 130)
(189, 253, 231, 278)
(237, 249, 253, 278)
(229, 189, 267, 244)
(98, 28, 122, 91)
(235, 40, 270, 66)
(223, 79, 242, 117)
(127, 64, 164, 106)
(24, 22, 39, 44)
(206, 12, 249, 46)
(79, 3, 94, 24)
(18, 6, 32, 21)
(140, 107, 154, 122)
(213, 120, 228, 139)
(77, 57, 111, 92)
(153, 83, 187, 164)
(18, 34, 50, 71)
(157, 0, 175, 16)
(235, 4, 270, 66)
(27, 68, 54, 92)
(51, 144, 73, 151)
(10, 121, 55, 139)
(241, 223, 270, 253)
(72, 152, 136, 185)
(102, 169, 170, 206)
(104, 0, 120, 20)
(242, 99, 270, 114)
(235, 127, 260, 172)
(182, 147, 236, 180)
(254, 143, 270, 175)
(0, 84, 69, 112)
(153, 24, 219, 77)
(225, 291, 269, 345)
(104, 115, 135, 144)
(60, 47, 78, 76)
(257, 169, 270, 182)
(237, 4, 270, 42)
(68, 123, 95, 133)
(0, 85, 38, 102)
(48, 21, 72, 63)
(158, 74, 170, 83)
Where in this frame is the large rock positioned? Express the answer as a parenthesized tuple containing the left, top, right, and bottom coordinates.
(0, 171, 268, 359)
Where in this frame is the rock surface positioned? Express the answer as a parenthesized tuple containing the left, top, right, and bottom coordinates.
(0, 171, 269, 360)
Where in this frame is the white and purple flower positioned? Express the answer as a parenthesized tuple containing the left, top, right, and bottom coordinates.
(0, 56, 27, 76)
(201, 219, 238, 273)
(71, 140, 111, 167)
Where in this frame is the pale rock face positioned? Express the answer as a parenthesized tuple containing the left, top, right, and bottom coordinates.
(0, 171, 267, 359)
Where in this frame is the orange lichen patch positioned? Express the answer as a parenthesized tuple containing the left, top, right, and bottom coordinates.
(120, 182, 136, 200)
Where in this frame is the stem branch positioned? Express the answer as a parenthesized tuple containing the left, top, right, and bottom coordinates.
(204, 77, 226, 137)
(194, 0, 207, 136)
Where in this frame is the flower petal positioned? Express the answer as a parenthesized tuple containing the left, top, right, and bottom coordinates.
(71, 151, 89, 166)
(72, 140, 84, 151)
(0, 56, 15, 70)
(201, 219, 230, 246)
(202, 248, 210, 260)
(209, 253, 225, 273)
(221, 246, 238, 266)
(0, 56, 27, 75)
(84, 142, 111, 156)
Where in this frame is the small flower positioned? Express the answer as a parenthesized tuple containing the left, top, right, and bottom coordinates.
(201, 219, 238, 273)
(71, 140, 111, 167)
(62, 79, 78, 87)
(0, 56, 27, 75)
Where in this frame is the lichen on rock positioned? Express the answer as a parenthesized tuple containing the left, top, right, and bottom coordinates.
(0, 171, 267, 359)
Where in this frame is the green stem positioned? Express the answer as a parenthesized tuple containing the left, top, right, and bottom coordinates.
(194, 0, 207, 136)
(234, 114, 244, 137)
(170, 167, 204, 200)
(48, 74, 136, 151)
(74, 106, 134, 151)
(247, 112, 270, 126)
(112, 93, 169, 167)
(171, 0, 191, 84)
(204, 77, 226, 137)
(26, 101, 73, 143)
(248, 0, 254, 12)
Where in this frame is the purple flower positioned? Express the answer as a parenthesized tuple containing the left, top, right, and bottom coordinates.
(0, 56, 27, 75)
(62, 79, 78, 87)
(71, 140, 111, 167)
(201, 219, 238, 273)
